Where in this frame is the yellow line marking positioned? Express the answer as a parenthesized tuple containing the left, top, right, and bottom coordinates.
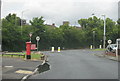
(15, 70, 33, 74)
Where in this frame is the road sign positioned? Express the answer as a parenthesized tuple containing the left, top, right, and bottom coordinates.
(108, 40, 112, 44)
(31, 44, 37, 50)
(36, 36, 40, 41)
(36, 36, 40, 51)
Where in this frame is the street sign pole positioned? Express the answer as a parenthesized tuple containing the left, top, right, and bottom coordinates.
(116, 39, 120, 58)
(36, 36, 40, 51)
(37, 41, 38, 51)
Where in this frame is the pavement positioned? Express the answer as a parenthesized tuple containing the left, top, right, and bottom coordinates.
(2, 57, 42, 80)
(94, 51, 120, 61)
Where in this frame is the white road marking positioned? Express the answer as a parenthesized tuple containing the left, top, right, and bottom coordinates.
(4, 66, 13, 68)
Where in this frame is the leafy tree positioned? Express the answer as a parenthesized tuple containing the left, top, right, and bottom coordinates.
(117, 18, 120, 25)
(78, 16, 118, 48)
(2, 13, 22, 51)
(78, 19, 88, 28)
(2, 13, 119, 51)
(30, 17, 45, 31)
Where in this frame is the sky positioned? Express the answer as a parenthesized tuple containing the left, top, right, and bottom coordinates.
(1, 0, 120, 26)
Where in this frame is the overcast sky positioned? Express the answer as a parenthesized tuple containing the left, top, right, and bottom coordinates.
(1, 0, 120, 26)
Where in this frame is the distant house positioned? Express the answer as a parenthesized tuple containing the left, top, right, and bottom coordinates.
(63, 21, 69, 25)
(45, 23, 56, 28)
(74, 26, 82, 29)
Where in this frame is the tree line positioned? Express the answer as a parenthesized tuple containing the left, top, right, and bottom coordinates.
(2, 13, 120, 51)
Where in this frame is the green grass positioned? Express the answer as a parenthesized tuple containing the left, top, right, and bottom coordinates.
(5, 52, 26, 54)
(31, 53, 42, 59)
(93, 49, 106, 51)
(1, 52, 43, 60)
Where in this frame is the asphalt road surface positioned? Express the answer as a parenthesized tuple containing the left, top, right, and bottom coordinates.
(28, 49, 118, 79)
(2, 57, 42, 79)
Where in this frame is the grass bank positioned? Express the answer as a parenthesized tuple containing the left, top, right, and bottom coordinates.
(1, 52, 43, 60)
(92, 49, 106, 51)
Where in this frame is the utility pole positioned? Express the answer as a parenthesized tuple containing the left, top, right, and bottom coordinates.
(102, 15, 106, 49)
(93, 31, 95, 49)
(21, 11, 23, 35)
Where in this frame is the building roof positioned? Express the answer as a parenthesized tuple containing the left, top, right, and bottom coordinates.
(45, 23, 56, 27)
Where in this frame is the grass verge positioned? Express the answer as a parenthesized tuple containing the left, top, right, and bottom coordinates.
(1, 52, 43, 60)
(92, 49, 106, 51)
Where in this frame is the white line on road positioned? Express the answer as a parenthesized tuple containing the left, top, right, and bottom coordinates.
(4, 66, 13, 68)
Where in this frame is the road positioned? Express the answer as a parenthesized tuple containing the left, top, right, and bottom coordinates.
(28, 49, 118, 79)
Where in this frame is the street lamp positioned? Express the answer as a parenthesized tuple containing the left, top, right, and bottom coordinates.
(102, 15, 106, 49)
(92, 13, 95, 19)
(21, 9, 29, 35)
(93, 31, 95, 49)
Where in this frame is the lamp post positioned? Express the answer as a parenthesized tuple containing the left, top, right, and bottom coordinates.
(21, 11, 23, 35)
(92, 13, 95, 19)
(91, 13, 95, 49)
(102, 15, 106, 49)
(21, 9, 29, 35)
(93, 31, 95, 49)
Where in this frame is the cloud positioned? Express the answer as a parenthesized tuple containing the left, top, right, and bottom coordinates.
(1, 0, 119, 26)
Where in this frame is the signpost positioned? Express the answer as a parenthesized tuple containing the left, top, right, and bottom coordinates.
(116, 39, 120, 57)
(31, 44, 37, 50)
(36, 36, 40, 51)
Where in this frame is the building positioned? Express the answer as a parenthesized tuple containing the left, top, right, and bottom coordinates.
(45, 23, 56, 28)
(118, 1, 120, 19)
(63, 21, 69, 25)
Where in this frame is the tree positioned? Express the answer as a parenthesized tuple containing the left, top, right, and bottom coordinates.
(2, 13, 22, 51)
(117, 18, 120, 25)
(3, 13, 119, 51)
(78, 19, 88, 28)
(30, 17, 46, 42)
(78, 16, 118, 48)
(30, 17, 45, 30)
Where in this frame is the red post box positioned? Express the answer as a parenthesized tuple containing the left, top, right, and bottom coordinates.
(26, 42, 31, 59)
